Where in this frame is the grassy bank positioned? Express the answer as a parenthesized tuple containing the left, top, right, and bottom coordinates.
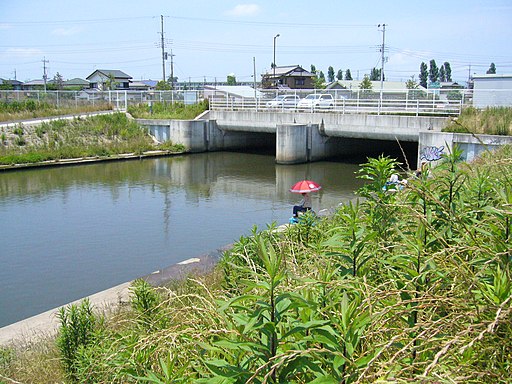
(1, 144, 511, 383)
(0, 113, 185, 166)
(0, 99, 113, 122)
(127, 99, 209, 120)
(443, 106, 512, 135)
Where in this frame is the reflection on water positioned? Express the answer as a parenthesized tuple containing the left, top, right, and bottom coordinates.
(0, 152, 363, 327)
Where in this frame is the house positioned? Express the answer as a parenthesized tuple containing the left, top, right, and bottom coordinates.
(63, 78, 89, 89)
(0, 78, 24, 90)
(326, 80, 427, 99)
(261, 65, 316, 89)
(22, 79, 52, 90)
(472, 74, 512, 108)
(86, 69, 132, 90)
(129, 80, 158, 91)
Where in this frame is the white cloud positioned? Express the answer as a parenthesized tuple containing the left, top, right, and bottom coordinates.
(225, 4, 261, 17)
(4, 48, 43, 58)
(52, 26, 82, 36)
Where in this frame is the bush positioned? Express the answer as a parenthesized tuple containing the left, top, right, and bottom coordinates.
(56, 299, 98, 382)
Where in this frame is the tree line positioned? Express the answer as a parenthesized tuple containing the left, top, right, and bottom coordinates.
(309, 61, 498, 89)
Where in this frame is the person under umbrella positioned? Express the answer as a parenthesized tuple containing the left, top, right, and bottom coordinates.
(290, 180, 321, 218)
(293, 192, 312, 217)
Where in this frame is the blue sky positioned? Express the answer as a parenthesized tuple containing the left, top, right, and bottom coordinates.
(1, 0, 511, 84)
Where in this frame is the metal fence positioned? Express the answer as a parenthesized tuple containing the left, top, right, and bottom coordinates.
(1, 87, 511, 117)
(0, 89, 204, 111)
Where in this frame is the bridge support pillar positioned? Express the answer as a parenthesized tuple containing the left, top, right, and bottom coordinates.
(276, 123, 341, 164)
(276, 124, 309, 164)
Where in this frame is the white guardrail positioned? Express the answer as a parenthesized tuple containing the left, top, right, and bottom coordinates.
(210, 96, 462, 116)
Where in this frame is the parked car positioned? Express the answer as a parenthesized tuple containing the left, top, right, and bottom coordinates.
(297, 94, 334, 111)
(265, 94, 300, 109)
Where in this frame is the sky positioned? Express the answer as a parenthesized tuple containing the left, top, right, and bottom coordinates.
(1, 0, 511, 85)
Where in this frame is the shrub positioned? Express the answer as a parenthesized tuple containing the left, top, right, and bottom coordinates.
(56, 299, 98, 382)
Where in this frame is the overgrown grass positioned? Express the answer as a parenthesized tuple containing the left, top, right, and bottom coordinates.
(127, 99, 209, 120)
(2, 145, 511, 383)
(443, 106, 512, 135)
(0, 99, 113, 122)
(0, 113, 185, 165)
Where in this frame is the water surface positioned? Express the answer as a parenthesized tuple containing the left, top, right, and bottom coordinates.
(0, 152, 363, 327)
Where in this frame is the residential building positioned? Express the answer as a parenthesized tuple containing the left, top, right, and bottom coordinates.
(86, 69, 132, 90)
(472, 74, 512, 108)
(261, 65, 316, 89)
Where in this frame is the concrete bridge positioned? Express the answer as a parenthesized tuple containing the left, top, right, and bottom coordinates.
(137, 110, 450, 165)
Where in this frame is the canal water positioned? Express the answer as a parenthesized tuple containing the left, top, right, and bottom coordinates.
(0, 152, 365, 327)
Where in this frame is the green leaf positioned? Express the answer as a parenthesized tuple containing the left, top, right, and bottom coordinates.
(308, 375, 339, 384)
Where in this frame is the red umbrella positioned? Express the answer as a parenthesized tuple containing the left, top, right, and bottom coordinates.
(290, 180, 322, 193)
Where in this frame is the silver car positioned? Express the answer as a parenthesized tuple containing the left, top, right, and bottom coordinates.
(265, 95, 300, 109)
(297, 94, 334, 111)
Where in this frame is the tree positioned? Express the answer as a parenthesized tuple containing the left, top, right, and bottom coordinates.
(318, 71, 326, 83)
(53, 72, 64, 90)
(327, 66, 335, 82)
(345, 69, 353, 80)
(227, 74, 237, 85)
(336, 69, 343, 81)
(486, 62, 496, 74)
(360, 75, 373, 93)
(439, 66, 446, 82)
(405, 75, 419, 90)
(310, 64, 317, 75)
(370, 67, 381, 81)
(444, 62, 452, 82)
(429, 59, 439, 83)
(156, 80, 172, 90)
(406, 75, 425, 99)
(105, 73, 117, 90)
(419, 62, 428, 88)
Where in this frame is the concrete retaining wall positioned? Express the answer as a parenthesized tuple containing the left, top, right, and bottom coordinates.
(418, 131, 512, 166)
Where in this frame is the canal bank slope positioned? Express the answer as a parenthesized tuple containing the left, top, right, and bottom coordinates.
(0, 246, 225, 346)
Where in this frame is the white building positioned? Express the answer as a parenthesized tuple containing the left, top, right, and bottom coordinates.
(472, 74, 512, 108)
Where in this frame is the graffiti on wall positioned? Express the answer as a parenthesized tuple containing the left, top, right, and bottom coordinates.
(420, 145, 444, 162)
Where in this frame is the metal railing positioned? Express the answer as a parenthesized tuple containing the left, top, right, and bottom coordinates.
(0, 89, 204, 111)
(209, 93, 463, 116)
(2, 87, 510, 117)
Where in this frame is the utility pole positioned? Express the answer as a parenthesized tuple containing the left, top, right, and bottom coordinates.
(160, 15, 166, 82)
(42, 57, 49, 92)
(253, 57, 257, 109)
(170, 49, 175, 89)
(378, 23, 386, 114)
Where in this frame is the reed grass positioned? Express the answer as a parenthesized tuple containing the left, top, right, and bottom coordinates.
(444, 106, 512, 135)
(0, 100, 113, 122)
(127, 100, 209, 120)
(2, 145, 511, 383)
(0, 113, 185, 165)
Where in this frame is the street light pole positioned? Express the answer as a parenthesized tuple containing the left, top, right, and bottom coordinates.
(273, 34, 280, 90)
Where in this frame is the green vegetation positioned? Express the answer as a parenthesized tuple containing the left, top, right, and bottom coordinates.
(127, 100, 209, 120)
(2, 144, 511, 383)
(443, 106, 512, 135)
(0, 113, 185, 165)
(0, 99, 113, 122)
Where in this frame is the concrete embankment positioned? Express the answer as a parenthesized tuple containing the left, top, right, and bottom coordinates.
(0, 247, 226, 346)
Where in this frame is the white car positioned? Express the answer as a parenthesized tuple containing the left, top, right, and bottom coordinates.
(297, 94, 334, 111)
(265, 95, 300, 109)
